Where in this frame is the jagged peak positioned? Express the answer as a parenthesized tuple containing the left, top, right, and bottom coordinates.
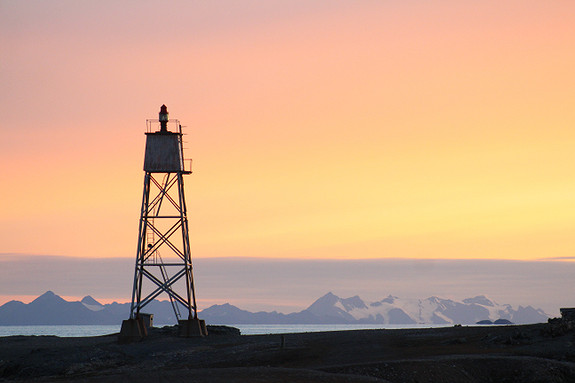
(305, 292, 346, 314)
(341, 295, 367, 310)
(320, 292, 339, 299)
(309, 292, 340, 306)
(380, 295, 398, 304)
(201, 303, 246, 313)
(342, 295, 362, 302)
(425, 296, 442, 303)
(462, 295, 495, 307)
(81, 296, 103, 306)
(30, 291, 67, 305)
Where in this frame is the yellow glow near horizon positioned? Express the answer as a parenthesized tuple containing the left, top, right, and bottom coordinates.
(1, 1, 575, 261)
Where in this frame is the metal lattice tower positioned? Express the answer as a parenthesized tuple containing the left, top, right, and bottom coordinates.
(122, 105, 205, 337)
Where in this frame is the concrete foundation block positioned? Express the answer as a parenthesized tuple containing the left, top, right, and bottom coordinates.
(119, 318, 147, 342)
(178, 318, 208, 337)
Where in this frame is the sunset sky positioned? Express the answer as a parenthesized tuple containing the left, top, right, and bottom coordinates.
(1, 1, 575, 313)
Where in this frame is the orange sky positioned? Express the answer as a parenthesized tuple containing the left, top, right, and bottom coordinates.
(1, 1, 575, 262)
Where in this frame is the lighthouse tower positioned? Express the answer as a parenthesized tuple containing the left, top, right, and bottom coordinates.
(120, 105, 206, 338)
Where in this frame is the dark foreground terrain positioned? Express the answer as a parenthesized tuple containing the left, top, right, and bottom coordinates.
(1, 322, 575, 382)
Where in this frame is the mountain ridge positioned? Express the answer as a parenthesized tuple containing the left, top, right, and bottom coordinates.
(0, 291, 550, 325)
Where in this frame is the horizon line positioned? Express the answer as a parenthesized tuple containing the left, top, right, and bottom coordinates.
(1, 253, 573, 263)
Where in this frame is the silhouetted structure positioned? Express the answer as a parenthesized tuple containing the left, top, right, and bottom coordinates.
(120, 105, 206, 339)
(560, 308, 575, 322)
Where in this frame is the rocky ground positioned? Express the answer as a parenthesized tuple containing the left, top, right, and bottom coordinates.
(1, 322, 575, 382)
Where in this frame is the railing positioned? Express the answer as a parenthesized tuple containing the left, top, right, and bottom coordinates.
(146, 119, 181, 134)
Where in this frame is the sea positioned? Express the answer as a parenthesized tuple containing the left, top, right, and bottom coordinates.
(0, 324, 449, 338)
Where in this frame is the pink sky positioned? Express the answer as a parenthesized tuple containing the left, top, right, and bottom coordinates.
(1, 1, 575, 310)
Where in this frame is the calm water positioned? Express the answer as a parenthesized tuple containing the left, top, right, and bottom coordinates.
(0, 325, 122, 337)
(0, 323, 449, 338)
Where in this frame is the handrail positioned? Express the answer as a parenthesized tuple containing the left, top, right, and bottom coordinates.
(146, 119, 181, 134)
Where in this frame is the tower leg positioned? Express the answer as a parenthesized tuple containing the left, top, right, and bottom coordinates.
(124, 165, 205, 337)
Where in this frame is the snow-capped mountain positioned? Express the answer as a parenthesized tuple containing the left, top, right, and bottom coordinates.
(305, 292, 548, 325)
(0, 291, 550, 325)
(199, 292, 549, 325)
(81, 295, 105, 311)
